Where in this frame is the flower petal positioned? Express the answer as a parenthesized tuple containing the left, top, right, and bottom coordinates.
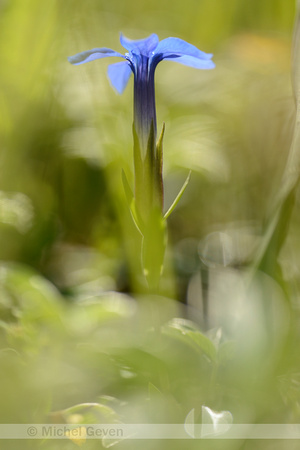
(120, 33, 159, 56)
(68, 48, 124, 65)
(153, 37, 213, 60)
(163, 54, 215, 69)
(107, 61, 133, 94)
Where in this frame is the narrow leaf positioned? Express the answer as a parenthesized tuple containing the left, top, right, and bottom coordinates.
(129, 199, 143, 235)
(156, 122, 165, 177)
(132, 123, 143, 180)
(144, 120, 156, 170)
(121, 169, 133, 205)
(121, 169, 143, 235)
(164, 171, 191, 219)
(156, 122, 165, 209)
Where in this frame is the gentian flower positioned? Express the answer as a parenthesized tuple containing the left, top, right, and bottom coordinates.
(68, 33, 214, 158)
(69, 33, 214, 288)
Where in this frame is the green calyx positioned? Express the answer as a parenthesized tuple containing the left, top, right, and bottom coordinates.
(122, 122, 191, 288)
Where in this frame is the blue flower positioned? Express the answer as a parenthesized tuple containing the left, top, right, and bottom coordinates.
(68, 33, 214, 155)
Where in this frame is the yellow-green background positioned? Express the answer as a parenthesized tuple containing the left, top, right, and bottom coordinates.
(0, 1, 299, 449)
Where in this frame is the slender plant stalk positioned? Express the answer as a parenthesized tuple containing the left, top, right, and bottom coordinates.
(68, 34, 214, 291)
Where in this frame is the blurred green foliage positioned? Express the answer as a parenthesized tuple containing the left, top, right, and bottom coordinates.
(0, 0, 300, 449)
